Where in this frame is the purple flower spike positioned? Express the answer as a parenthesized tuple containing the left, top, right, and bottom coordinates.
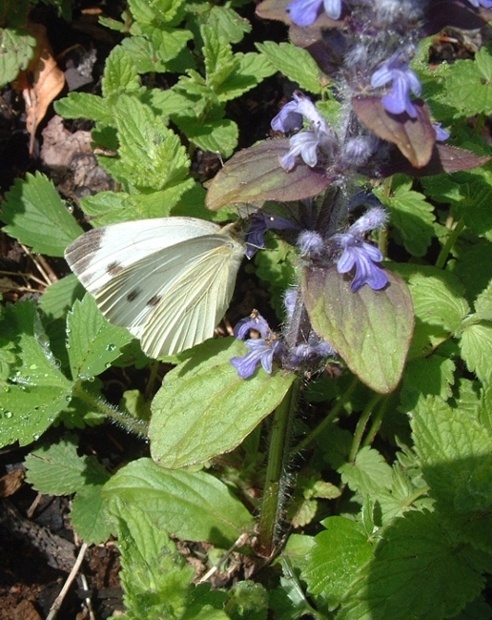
(271, 93, 325, 133)
(234, 310, 270, 339)
(370, 55, 422, 118)
(231, 337, 281, 378)
(467, 0, 492, 7)
(231, 311, 283, 378)
(297, 230, 325, 257)
(331, 207, 389, 292)
(287, 0, 342, 27)
(246, 213, 299, 258)
(335, 236, 388, 292)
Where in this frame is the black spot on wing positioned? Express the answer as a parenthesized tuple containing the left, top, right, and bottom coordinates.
(127, 289, 141, 302)
(147, 295, 162, 307)
(107, 261, 123, 276)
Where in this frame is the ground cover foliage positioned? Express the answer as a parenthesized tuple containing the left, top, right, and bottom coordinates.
(2, 0, 492, 618)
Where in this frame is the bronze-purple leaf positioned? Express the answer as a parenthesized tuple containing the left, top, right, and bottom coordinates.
(206, 139, 332, 211)
(302, 266, 414, 393)
(352, 96, 435, 168)
(380, 144, 491, 177)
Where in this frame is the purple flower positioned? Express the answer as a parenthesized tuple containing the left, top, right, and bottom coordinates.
(271, 93, 324, 133)
(231, 311, 283, 378)
(467, 0, 492, 7)
(370, 55, 422, 118)
(297, 230, 325, 257)
(287, 0, 342, 26)
(331, 208, 389, 292)
(432, 122, 450, 141)
(246, 213, 299, 258)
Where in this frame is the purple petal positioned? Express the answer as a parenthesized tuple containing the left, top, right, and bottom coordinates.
(234, 312, 271, 339)
(287, 0, 323, 26)
(323, 0, 342, 19)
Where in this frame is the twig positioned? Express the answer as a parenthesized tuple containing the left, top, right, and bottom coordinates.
(79, 572, 96, 620)
(21, 244, 58, 285)
(197, 532, 250, 584)
(46, 542, 88, 620)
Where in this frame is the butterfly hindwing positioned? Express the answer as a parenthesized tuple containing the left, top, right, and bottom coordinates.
(65, 217, 245, 357)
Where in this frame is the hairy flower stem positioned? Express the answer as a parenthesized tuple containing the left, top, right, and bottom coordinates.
(73, 382, 149, 438)
(291, 375, 359, 455)
(257, 378, 300, 557)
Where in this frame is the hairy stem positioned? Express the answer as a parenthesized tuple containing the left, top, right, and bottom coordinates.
(257, 378, 300, 557)
(73, 382, 149, 438)
(349, 392, 382, 463)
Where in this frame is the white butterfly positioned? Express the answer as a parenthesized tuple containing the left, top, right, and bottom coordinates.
(65, 217, 246, 358)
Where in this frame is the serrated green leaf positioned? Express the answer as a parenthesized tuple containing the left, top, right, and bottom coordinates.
(206, 5, 251, 44)
(0, 27, 36, 87)
(216, 52, 276, 101)
(256, 42, 325, 94)
(67, 295, 133, 380)
(111, 95, 190, 191)
(473, 281, 492, 321)
(2, 172, 84, 256)
(302, 517, 373, 610)
(120, 35, 168, 74)
(39, 275, 85, 322)
(446, 45, 492, 116)
(339, 447, 393, 496)
(460, 322, 492, 383)
(338, 511, 486, 620)
(102, 46, 140, 97)
(412, 396, 492, 513)
(54, 92, 114, 123)
(202, 24, 238, 92)
(71, 485, 113, 544)
(400, 354, 456, 408)
(25, 437, 110, 495)
(303, 268, 414, 393)
(455, 242, 492, 302)
(111, 498, 195, 619)
(128, 0, 186, 25)
(103, 458, 254, 546)
(175, 114, 238, 157)
(0, 302, 73, 448)
(149, 338, 296, 468)
(392, 263, 470, 334)
(376, 179, 435, 256)
(452, 597, 492, 620)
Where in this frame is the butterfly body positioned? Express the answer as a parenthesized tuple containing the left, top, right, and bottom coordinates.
(65, 217, 245, 357)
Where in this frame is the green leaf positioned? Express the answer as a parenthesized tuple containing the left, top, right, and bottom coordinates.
(175, 114, 239, 157)
(71, 485, 114, 544)
(202, 24, 238, 93)
(149, 338, 296, 468)
(2, 172, 84, 256)
(67, 295, 133, 380)
(102, 458, 254, 546)
(446, 45, 492, 116)
(412, 396, 492, 514)
(111, 499, 196, 620)
(102, 45, 141, 97)
(54, 92, 114, 123)
(39, 275, 85, 322)
(215, 52, 276, 101)
(25, 437, 110, 495)
(473, 281, 492, 321)
(400, 354, 456, 408)
(376, 178, 435, 256)
(339, 447, 394, 496)
(0, 302, 73, 448)
(460, 322, 492, 384)
(338, 511, 487, 620)
(206, 5, 251, 44)
(455, 242, 492, 302)
(256, 42, 325, 94)
(391, 263, 469, 334)
(111, 95, 190, 191)
(0, 27, 36, 87)
(303, 268, 414, 393)
(128, 0, 186, 25)
(302, 517, 373, 610)
(206, 140, 332, 210)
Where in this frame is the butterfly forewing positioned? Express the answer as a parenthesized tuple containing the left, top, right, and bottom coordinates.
(65, 217, 245, 357)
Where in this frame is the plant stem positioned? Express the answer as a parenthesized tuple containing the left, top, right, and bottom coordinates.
(435, 218, 465, 269)
(73, 382, 149, 438)
(291, 375, 359, 456)
(348, 392, 381, 463)
(257, 378, 300, 557)
(363, 395, 390, 448)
